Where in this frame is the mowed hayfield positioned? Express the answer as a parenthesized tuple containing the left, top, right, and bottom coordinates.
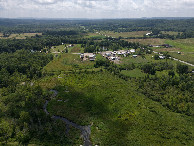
(123, 38, 166, 45)
(161, 31, 182, 35)
(0, 33, 42, 39)
(165, 38, 194, 52)
(84, 33, 106, 39)
(100, 31, 150, 38)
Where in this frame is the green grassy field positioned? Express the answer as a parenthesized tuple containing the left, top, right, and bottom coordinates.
(36, 47, 194, 145)
(121, 68, 147, 77)
(0, 33, 42, 39)
(123, 38, 166, 45)
(84, 33, 106, 39)
(165, 38, 194, 52)
(39, 71, 194, 145)
(43, 53, 95, 73)
(169, 52, 194, 65)
(161, 31, 182, 35)
(70, 44, 84, 53)
(50, 45, 66, 53)
(100, 31, 149, 38)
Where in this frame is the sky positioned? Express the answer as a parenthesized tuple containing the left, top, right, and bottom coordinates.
(0, 0, 194, 18)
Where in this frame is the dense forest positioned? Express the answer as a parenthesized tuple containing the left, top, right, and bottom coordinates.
(0, 18, 194, 145)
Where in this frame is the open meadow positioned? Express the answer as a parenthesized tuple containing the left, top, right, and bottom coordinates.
(165, 38, 194, 52)
(0, 33, 42, 39)
(38, 69, 194, 145)
(123, 38, 166, 45)
(100, 31, 150, 38)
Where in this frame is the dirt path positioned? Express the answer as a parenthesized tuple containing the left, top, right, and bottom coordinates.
(44, 90, 92, 146)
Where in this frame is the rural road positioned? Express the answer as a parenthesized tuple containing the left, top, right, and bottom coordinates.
(153, 51, 194, 67)
(172, 58, 194, 67)
(43, 90, 92, 146)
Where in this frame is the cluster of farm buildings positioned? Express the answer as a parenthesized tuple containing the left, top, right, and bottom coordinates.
(80, 49, 137, 62)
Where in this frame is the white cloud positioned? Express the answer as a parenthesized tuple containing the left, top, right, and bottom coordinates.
(0, 0, 193, 18)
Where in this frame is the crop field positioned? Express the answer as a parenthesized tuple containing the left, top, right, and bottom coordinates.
(0, 33, 42, 39)
(165, 38, 194, 52)
(100, 31, 149, 38)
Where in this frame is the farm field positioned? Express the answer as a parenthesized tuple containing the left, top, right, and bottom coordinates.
(43, 53, 95, 73)
(161, 31, 182, 35)
(84, 33, 105, 39)
(169, 52, 194, 65)
(165, 38, 194, 52)
(0, 33, 42, 39)
(123, 38, 166, 45)
(100, 31, 150, 38)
